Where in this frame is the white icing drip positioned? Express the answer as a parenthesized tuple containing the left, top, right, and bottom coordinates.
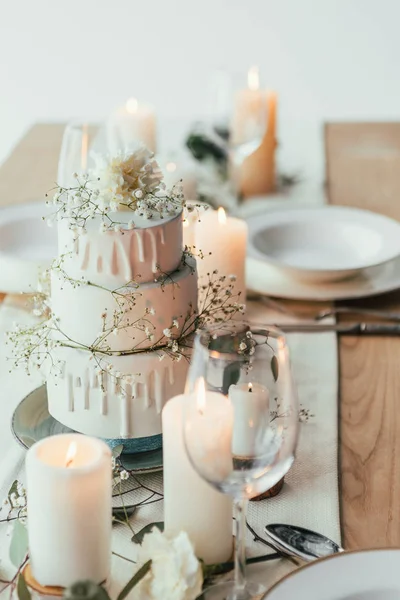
(91, 370, 98, 388)
(97, 255, 103, 272)
(148, 229, 158, 273)
(159, 226, 165, 245)
(155, 369, 164, 413)
(120, 383, 132, 437)
(73, 235, 79, 254)
(80, 239, 90, 270)
(96, 372, 102, 390)
(101, 392, 107, 416)
(143, 378, 150, 408)
(134, 230, 145, 263)
(148, 371, 156, 405)
(111, 238, 132, 281)
(168, 364, 175, 385)
(67, 375, 74, 411)
(84, 384, 90, 410)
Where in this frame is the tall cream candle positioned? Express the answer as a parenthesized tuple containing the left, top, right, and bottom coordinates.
(26, 434, 112, 587)
(163, 395, 233, 565)
(106, 98, 156, 153)
(195, 207, 247, 302)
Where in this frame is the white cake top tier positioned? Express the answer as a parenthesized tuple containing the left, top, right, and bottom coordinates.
(58, 211, 183, 288)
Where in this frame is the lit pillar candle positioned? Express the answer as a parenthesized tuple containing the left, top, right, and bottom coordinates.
(195, 207, 247, 302)
(229, 382, 270, 457)
(106, 97, 156, 153)
(163, 394, 233, 564)
(26, 434, 112, 587)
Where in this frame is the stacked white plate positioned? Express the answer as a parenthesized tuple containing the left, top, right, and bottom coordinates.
(0, 202, 56, 293)
(246, 205, 400, 301)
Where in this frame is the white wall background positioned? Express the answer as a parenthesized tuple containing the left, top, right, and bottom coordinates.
(1, 0, 399, 182)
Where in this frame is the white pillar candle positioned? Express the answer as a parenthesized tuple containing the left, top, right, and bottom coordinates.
(229, 382, 270, 457)
(195, 207, 247, 302)
(26, 434, 112, 588)
(163, 394, 233, 564)
(106, 97, 156, 153)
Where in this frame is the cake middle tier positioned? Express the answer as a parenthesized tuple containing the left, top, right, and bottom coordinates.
(51, 256, 197, 352)
(58, 210, 183, 287)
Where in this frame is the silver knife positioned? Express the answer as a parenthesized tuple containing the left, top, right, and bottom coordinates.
(277, 323, 400, 335)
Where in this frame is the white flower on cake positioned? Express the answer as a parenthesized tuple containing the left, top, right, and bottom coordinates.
(49, 146, 186, 231)
(163, 328, 172, 338)
(131, 528, 203, 600)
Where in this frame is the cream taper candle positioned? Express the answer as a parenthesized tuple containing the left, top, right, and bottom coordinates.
(195, 207, 247, 302)
(163, 395, 233, 564)
(26, 434, 112, 587)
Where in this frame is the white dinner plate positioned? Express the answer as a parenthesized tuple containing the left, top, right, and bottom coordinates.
(0, 202, 56, 293)
(262, 548, 400, 600)
(246, 252, 400, 301)
(247, 206, 400, 283)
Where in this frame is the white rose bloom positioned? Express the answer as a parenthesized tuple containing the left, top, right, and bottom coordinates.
(132, 528, 203, 600)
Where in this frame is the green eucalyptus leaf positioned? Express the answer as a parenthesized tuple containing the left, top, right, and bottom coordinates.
(63, 580, 111, 600)
(271, 355, 279, 382)
(112, 444, 124, 459)
(17, 574, 31, 600)
(222, 362, 241, 394)
(8, 480, 19, 501)
(9, 519, 28, 568)
(117, 560, 152, 600)
(131, 522, 163, 544)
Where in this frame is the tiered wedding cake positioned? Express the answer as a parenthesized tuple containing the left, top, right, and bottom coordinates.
(45, 149, 198, 448)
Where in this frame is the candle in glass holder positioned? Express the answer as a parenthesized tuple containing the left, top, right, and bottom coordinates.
(229, 382, 270, 457)
(195, 207, 247, 302)
(106, 97, 156, 153)
(26, 434, 112, 587)
(163, 392, 233, 564)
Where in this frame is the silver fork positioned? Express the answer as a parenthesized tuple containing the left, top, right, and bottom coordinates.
(250, 293, 400, 323)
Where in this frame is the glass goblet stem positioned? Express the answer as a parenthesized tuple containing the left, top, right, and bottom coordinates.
(233, 497, 249, 600)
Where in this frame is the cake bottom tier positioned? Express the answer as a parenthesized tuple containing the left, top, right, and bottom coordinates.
(47, 346, 189, 440)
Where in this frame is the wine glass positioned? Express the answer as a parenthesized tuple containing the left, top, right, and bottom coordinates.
(57, 120, 98, 187)
(207, 69, 268, 182)
(183, 320, 299, 600)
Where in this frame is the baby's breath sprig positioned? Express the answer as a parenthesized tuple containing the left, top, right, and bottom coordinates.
(7, 269, 245, 382)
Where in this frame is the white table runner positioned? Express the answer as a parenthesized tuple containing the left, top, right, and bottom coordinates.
(0, 299, 340, 596)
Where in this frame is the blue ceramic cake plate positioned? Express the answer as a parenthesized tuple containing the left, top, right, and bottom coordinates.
(11, 386, 163, 474)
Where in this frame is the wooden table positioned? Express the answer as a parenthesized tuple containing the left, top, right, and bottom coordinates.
(1, 124, 400, 550)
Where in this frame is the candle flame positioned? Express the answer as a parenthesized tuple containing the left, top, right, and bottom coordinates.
(166, 161, 177, 173)
(218, 207, 227, 225)
(81, 124, 88, 172)
(248, 66, 260, 91)
(196, 378, 206, 414)
(126, 97, 138, 114)
(65, 441, 77, 468)
(248, 382, 253, 393)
